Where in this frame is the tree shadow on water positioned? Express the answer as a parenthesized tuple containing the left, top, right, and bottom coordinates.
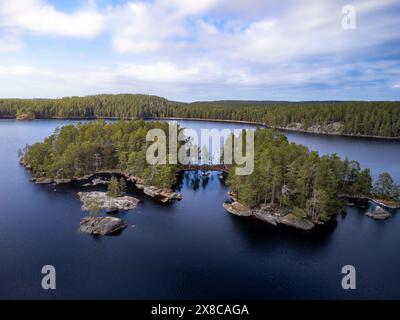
(225, 212, 338, 252)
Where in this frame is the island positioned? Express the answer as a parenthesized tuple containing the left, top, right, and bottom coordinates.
(78, 191, 140, 212)
(79, 216, 128, 236)
(221, 128, 400, 229)
(19, 120, 400, 232)
(20, 120, 184, 203)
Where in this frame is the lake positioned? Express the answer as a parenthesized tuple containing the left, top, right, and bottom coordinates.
(0, 119, 399, 299)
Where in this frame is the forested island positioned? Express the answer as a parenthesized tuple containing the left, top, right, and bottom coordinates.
(1, 94, 400, 138)
(223, 128, 400, 229)
(20, 120, 184, 203)
(20, 120, 400, 231)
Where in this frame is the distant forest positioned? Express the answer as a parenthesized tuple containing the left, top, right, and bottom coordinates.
(1, 94, 399, 138)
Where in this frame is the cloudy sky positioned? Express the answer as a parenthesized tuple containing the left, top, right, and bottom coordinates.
(0, 0, 399, 101)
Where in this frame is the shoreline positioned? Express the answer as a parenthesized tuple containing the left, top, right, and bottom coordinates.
(146, 117, 400, 140)
(222, 194, 316, 231)
(21, 160, 400, 231)
(23, 166, 183, 204)
(1, 116, 400, 140)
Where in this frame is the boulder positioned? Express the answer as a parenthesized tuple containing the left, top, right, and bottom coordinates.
(252, 203, 284, 225)
(142, 186, 162, 198)
(92, 177, 109, 186)
(279, 214, 315, 230)
(223, 201, 252, 216)
(253, 210, 279, 225)
(82, 177, 109, 187)
(366, 206, 392, 220)
(35, 177, 53, 184)
(158, 189, 183, 203)
(79, 216, 127, 236)
(53, 178, 72, 184)
(136, 184, 182, 203)
(78, 191, 140, 212)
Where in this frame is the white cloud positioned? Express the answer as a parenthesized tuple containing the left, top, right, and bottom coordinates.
(0, 57, 399, 100)
(107, 1, 183, 53)
(0, 65, 35, 76)
(0, 30, 24, 52)
(0, 0, 104, 37)
(0, 0, 399, 100)
(196, 0, 400, 65)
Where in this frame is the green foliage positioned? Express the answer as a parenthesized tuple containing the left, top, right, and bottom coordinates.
(225, 128, 375, 222)
(1, 94, 399, 137)
(292, 207, 307, 219)
(373, 172, 400, 200)
(107, 177, 126, 198)
(16, 109, 35, 120)
(20, 119, 398, 220)
(142, 165, 176, 189)
(21, 120, 180, 189)
(86, 198, 101, 216)
(119, 178, 127, 195)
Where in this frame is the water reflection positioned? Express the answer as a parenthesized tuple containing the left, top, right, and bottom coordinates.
(180, 170, 216, 191)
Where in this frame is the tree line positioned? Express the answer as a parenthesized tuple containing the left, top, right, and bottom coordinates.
(1, 94, 400, 137)
(20, 120, 180, 189)
(225, 128, 399, 222)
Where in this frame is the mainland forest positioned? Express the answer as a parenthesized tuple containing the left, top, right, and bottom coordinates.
(1, 94, 400, 138)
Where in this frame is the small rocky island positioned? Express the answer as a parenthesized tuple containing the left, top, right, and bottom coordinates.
(365, 206, 392, 220)
(76, 177, 139, 236)
(79, 216, 128, 236)
(78, 191, 140, 212)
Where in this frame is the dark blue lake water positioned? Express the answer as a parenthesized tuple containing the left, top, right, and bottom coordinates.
(0, 119, 399, 299)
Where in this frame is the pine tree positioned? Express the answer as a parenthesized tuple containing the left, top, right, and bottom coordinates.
(373, 172, 396, 199)
(107, 176, 125, 198)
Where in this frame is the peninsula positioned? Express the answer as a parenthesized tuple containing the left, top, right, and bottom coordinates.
(221, 128, 400, 229)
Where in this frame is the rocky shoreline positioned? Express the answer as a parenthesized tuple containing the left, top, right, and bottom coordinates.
(135, 183, 183, 203)
(145, 117, 400, 140)
(22, 161, 183, 204)
(223, 193, 395, 229)
(222, 195, 315, 231)
(365, 206, 392, 220)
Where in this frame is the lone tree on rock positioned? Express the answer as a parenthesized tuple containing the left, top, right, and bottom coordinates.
(107, 177, 127, 198)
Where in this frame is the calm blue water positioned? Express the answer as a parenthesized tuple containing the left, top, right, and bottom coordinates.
(0, 119, 399, 299)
